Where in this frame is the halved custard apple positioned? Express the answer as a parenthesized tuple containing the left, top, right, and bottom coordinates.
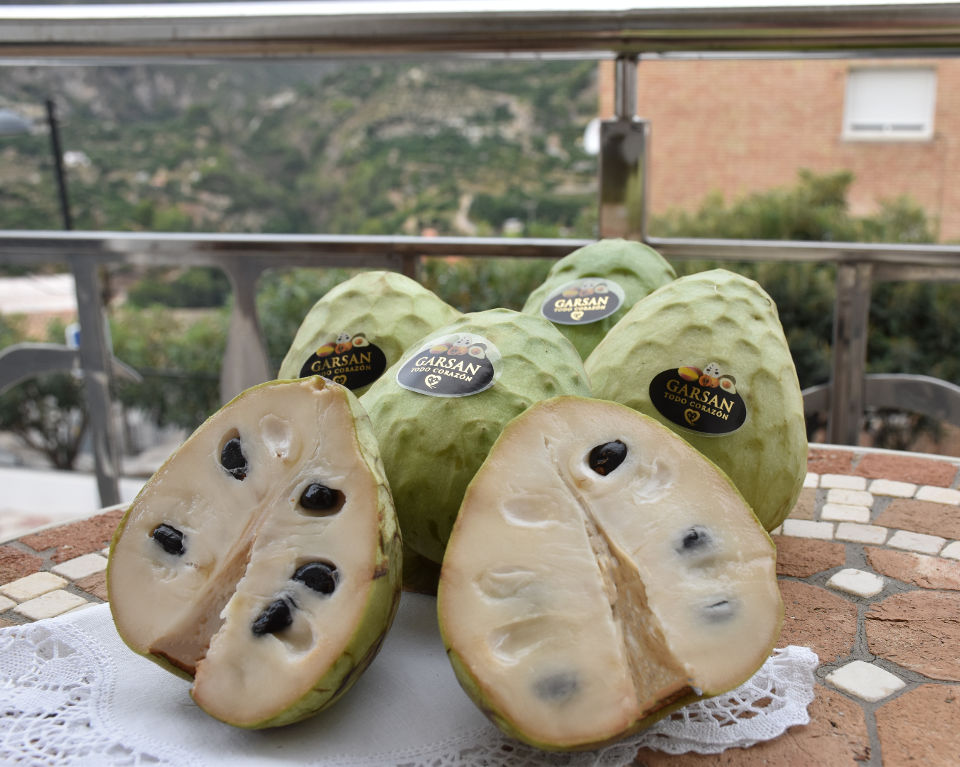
(438, 396, 783, 751)
(107, 377, 401, 728)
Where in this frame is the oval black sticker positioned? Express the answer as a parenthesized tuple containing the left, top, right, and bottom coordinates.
(299, 332, 387, 390)
(649, 362, 746, 435)
(395, 333, 501, 397)
(540, 278, 624, 325)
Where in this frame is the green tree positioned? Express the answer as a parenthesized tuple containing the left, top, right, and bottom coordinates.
(0, 316, 89, 470)
(651, 169, 951, 451)
(126, 267, 232, 309)
(420, 257, 552, 314)
(650, 169, 941, 392)
(110, 306, 227, 430)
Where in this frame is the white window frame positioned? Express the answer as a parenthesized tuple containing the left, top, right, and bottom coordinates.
(842, 66, 937, 141)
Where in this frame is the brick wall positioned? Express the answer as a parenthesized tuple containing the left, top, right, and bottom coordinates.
(599, 58, 960, 241)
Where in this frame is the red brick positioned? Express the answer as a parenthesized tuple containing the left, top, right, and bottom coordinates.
(867, 547, 960, 591)
(876, 684, 960, 767)
(75, 571, 108, 602)
(875, 499, 960, 541)
(0, 545, 44, 586)
(777, 581, 858, 664)
(774, 536, 846, 578)
(806, 449, 855, 476)
(19, 509, 123, 563)
(632, 685, 869, 766)
(785, 487, 816, 521)
(855, 453, 958, 487)
(866, 590, 960, 681)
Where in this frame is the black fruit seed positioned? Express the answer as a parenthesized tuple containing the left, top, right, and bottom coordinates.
(220, 436, 248, 480)
(701, 598, 738, 624)
(533, 671, 579, 703)
(292, 561, 339, 596)
(677, 526, 713, 554)
(151, 523, 185, 556)
(299, 483, 342, 513)
(251, 598, 294, 636)
(588, 440, 627, 476)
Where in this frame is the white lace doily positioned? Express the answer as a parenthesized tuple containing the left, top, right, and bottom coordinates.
(0, 595, 817, 767)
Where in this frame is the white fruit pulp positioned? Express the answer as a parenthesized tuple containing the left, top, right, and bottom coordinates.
(439, 398, 782, 749)
(109, 380, 382, 726)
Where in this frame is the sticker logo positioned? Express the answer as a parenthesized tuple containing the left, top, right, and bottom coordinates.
(299, 332, 387, 390)
(649, 362, 746, 435)
(540, 278, 625, 325)
(396, 333, 501, 397)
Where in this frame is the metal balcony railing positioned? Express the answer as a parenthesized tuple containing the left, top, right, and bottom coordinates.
(2, 2, 960, 507)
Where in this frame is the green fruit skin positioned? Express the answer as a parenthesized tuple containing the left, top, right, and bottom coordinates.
(360, 309, 592, 564)
(278, 270, 461, 395)
(107, 377, 403, 728)
(438, 395, 783, 751)
(585, 269, 807, 531)
(522, 238, 676, 359)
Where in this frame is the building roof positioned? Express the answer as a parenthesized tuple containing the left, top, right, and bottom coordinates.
(0, 274, 76, 315)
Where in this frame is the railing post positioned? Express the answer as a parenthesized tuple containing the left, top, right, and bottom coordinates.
(400, 252, 420, 281)
(598, 54, 649, 240)
(220, 260, 273, 403)
(71, 253, 121, 507)
(828, 262, 873, 445)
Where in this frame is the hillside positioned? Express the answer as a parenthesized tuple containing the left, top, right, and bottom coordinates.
(0, 59, 599, 236)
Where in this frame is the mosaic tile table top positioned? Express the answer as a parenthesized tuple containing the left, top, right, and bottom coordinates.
(2, 444, 959, 766)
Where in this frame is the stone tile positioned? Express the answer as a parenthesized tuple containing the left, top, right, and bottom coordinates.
(0, 617, 17, 628)
(0, 594, 15, 612)
(785, 487, 817, 521)
(803, 472, 818, 489)
(916, 486, 960, 505)
(868, 478, 917, 498)
(633, 685, 870, 765)
(0, 571, 68, 602)
(820, 474, 867, 491)
(782, 519, 834, 540)
(826, 660, 905, 702)
(75, 571, 108, 602)
(876, 684, 960, 767)
(866, 547, 960, 591)
(825, 488, 873, 507)
(820, 503, 871, 523)
(0, 545, 44, 586)
(778, 581, 858, 664)
(856, 452, 958, 487)
(835, 523, 888, 545)
(943, 541, 960, 561)
(51, 553, 108, 581)
(65, 602, 96, 615)
(887, 530, 947, 555)
(866, 590, 960, 681)
(876, 499, 960, 541)
(807, 448, 854, 476)
(774, 536, 846, 578)
(14, 590, 89, 621)
(826, 568, 885, 598)
(19, 508, 124, 563)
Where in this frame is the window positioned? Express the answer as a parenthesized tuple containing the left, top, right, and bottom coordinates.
(843, 67, 936, 140)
